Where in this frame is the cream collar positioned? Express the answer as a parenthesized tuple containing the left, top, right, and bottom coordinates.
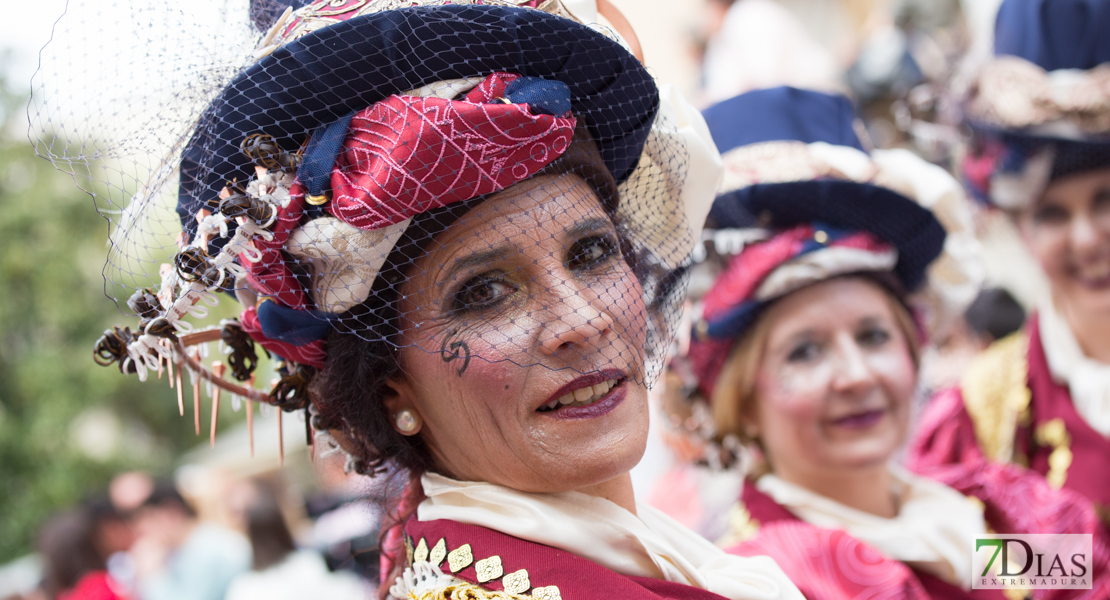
(1039, 299, 1110, 437)
(418, 472, 804, 600)
(756, 466, 985, 588)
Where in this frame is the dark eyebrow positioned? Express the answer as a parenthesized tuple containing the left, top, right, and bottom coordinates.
(439, 217, 615, 284)
(565, 217, 616, 239)
(441, 246, 513, 284)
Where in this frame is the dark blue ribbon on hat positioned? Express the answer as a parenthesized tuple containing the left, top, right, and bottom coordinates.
(257, 299, 340, 346)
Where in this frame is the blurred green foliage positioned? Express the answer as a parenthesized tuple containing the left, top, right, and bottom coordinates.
(0, 76, 234, 562)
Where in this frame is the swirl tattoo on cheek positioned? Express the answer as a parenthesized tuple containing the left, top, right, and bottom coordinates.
(440, 328, 472, 377)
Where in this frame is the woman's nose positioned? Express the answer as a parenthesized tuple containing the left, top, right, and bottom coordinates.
(537, 279, 616, 356)
(1070, 211, 1106, 256)
(831, 337, 878, 394)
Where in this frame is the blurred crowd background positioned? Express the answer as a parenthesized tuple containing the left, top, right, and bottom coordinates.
(0, 0, 1039, 598)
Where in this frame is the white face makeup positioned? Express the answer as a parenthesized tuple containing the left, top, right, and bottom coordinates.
(750, 278, 917, 483)
(1017, 167, 1110, 317)
(386, 174, 650, 493)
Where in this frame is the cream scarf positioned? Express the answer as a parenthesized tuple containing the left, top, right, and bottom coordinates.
(1039, 299, 1110, 437)
(755, 466, 986, 588)
(418, 473, 804, 600)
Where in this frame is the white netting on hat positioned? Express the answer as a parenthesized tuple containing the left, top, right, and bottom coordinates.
(30, 0, 716, 463)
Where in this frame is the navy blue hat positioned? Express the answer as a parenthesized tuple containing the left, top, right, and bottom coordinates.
(994, 0, 1110, 71)
(177, 4, 658, 237)
(960, 0, 1110, 207)
(702, 87, 946, 293)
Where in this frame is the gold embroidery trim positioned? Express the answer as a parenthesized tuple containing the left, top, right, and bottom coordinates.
(411, 582, 533, 600)
(414, 537, 429, 564)
(447, 543, 473, 573)
(1034, 418, 1072, 489)
(531, 586, 562, 600)
(429, 538, 447, 567)
(501, 569, 531, 595)
(716, 502, 761, 548)
(417, 539, 552, 598)
(960, 332, 1031, 463)
(475, 556, 504, 583)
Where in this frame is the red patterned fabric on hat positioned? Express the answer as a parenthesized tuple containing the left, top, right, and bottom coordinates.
(239, 71, 576, 362)
(328, 72, 576, 230)
(690, 225, 894, 398)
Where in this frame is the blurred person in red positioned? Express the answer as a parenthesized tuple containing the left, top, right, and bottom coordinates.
(37, 509, 127, 600)
(224, 479, 369, 600)
(655, 86, 1110, 598)
(130, 482, 248, 600)
(909, 0, 1110, 528)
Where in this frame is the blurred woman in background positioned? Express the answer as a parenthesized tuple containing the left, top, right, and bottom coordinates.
(660, 86, 1109, 598)
(37, 508, 126, 600)
(909, 0, 1110, 528)
(225, 480, 367, 600)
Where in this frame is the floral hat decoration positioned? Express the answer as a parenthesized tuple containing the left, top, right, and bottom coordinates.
(31, 0, 721, 453)
(960, 0, 1110, 209)
(684, 87, 980, 401)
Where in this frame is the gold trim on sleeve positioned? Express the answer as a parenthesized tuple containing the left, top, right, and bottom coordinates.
(960, 332, 1031, 463)
(1034, 418, 1072, 489)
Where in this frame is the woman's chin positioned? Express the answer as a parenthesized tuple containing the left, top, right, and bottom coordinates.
(819, 438, 900, 472)
(1063, 281, 1110, 316)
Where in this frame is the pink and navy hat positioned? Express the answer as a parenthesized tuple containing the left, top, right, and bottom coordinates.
(34, 0, 721, 418)
(961, 0, 1110, 208)
(688, 87, 980, 398)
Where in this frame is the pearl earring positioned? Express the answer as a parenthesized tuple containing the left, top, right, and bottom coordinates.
(395, 409, 420, 434)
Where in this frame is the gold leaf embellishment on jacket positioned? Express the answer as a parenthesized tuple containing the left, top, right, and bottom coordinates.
(447, 543, 474, 573)
(429, 538, 447, 567)
(961, 332, 1031, 464)
(501, 569, 530, 595)
(411, 582, 533, 600)
(1034, 418, 1072, 489)
(414, 537, 430, 564)
(531, 586, 562, 600)
(475, 556, 504, 583)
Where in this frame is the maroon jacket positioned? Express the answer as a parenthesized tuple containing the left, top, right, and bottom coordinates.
(909, 316, 1110, 523)
(402, 518, 734, 600)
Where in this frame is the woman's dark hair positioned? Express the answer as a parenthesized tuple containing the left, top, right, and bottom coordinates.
(37, 509, 105, 599)
(245, 486, 297, 571)
(310, 121, 621, 479)
(141, 480, 197, 518)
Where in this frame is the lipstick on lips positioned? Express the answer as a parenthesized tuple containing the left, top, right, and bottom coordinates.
(536, 369, 627, 419)
(829, 408, 886, 429)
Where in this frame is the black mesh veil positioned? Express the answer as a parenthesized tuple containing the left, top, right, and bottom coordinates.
(29, 0, 721, 444)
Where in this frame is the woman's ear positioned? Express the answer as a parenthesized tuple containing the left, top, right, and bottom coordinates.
(382, 376, 423, 436)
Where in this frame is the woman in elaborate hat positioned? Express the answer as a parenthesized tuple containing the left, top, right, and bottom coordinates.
(908, 0, 1110, 528)
(663, 86, 1109, 598)
(32, 1, 803, 599)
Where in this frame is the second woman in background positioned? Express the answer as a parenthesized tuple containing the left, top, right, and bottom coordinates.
(658, 86, 1109, 599)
